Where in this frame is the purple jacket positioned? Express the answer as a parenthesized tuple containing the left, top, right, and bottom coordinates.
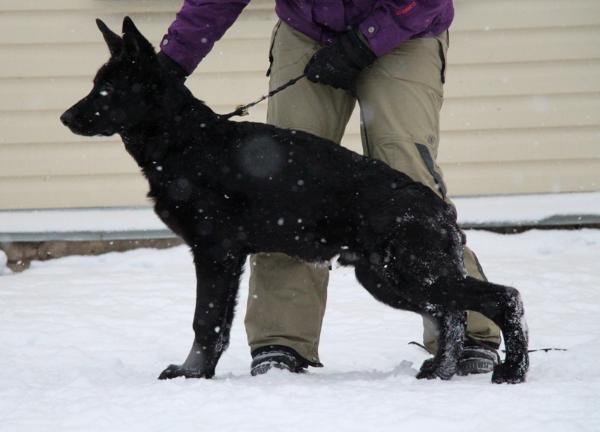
(161, 0, 454, 75)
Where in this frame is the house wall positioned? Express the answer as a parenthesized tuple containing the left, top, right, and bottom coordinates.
(1, 0, 599, 209)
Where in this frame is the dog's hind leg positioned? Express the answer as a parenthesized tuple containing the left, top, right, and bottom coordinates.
(415, 308, 465, 380)
(355, 262, 419, 312)
(430, 276, 529, 384)
(159, 251, 245, 380)
(355, 263, 465, 381)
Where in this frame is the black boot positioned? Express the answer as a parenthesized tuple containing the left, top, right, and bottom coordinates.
(457, 338, 501, 375)
(250, 345, 322, 376)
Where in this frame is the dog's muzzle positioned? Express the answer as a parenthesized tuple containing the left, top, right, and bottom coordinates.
(60, 110, 74, 128)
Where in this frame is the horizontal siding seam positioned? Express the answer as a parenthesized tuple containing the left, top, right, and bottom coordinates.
(4, 158, 600, 179)
(4, 91, 600, 114)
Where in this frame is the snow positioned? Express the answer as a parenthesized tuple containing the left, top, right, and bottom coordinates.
(1, 229, 600, 431)
(0, 208, 167, 234)
(0, 250, 8, 275)
(456, 191, 600, 225)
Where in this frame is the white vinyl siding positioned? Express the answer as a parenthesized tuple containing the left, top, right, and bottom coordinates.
(1, 0, 599, 209)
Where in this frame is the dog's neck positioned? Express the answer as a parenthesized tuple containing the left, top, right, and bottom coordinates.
(119, 85, 221, 168)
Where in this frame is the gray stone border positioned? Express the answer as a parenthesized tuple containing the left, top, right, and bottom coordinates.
(1, 238, 183, 272)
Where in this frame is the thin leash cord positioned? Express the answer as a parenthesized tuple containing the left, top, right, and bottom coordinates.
(408, 341, 567, 354)
(221, 74, 306, 120)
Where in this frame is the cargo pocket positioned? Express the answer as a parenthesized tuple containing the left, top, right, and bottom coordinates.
(415, 142, 447, 199)
(376, 35, 445, 96)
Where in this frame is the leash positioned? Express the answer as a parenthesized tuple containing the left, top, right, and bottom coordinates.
(408, 341, 567, 354)
(221, 74, 306, 120)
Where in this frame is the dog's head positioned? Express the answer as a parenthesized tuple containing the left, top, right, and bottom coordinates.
(60, 17, 166, 137)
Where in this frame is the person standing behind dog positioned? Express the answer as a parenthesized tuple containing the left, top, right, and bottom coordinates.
(158, 0, 502, 376)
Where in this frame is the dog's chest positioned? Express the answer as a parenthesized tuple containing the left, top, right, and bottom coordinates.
(144, 170, 228, 232)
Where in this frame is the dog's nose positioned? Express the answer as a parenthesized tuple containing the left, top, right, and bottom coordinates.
(60, 111, 73, 126)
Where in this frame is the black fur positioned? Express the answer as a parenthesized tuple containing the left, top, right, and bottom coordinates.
(61, 17, 529, 384)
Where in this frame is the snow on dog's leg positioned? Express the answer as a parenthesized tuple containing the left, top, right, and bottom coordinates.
(416, 308, 465, 380)
(431, 277, 529, 384)
(159, 251, 244, 380)
(489, 286, 529, 384)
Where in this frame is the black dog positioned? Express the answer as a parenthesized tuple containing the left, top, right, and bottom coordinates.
(61, 17, 529, 384)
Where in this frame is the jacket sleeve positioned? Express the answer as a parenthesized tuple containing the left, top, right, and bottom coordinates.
(160, 0, 251, 75)
(357, 0, 452, 57)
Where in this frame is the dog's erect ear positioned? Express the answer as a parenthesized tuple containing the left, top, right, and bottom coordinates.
(96, 19, 122, 57)
(122, 16, 156, 59)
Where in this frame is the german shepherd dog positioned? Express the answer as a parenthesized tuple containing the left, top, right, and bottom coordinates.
(61, 17, 528, 383)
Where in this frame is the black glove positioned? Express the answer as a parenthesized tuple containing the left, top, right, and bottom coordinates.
(304, 29, 377, 91)
(157, 52, 188, 84)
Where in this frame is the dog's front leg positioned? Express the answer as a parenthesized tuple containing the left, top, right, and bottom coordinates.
(159, 251, 245, 380)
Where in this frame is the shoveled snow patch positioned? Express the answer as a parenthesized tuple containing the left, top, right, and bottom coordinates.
(0, 250, 8, 275)
(0, 230, 599, 431)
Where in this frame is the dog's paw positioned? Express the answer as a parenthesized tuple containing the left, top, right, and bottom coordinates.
(416, 364, 438, 380)
(416, 358, 436, 379)
(158, 364, 214, 380)
(491, 362, 526, 384)
(417, 357, 456, 381)
(416, 358, 455, 381)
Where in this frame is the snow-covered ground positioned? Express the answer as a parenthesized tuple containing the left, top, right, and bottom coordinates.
(1, 229, 599, 431)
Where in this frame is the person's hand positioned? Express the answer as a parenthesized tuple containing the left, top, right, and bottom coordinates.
(304, 29, 376, 92)
(158, 52, 188, 84)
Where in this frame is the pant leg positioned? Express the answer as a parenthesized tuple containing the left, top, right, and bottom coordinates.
(355, 32, 502, 354)
(244, 22, 356, 363)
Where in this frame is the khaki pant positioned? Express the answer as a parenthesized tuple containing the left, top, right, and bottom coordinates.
(244, 22, 501, 363)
